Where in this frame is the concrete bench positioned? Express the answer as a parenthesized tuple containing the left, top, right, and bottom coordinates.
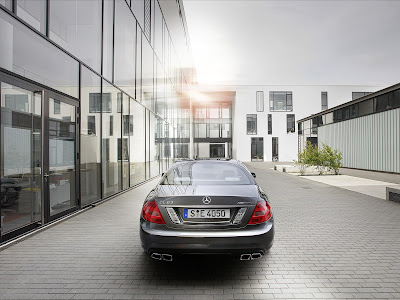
(387, 187, 400, 203)
(274, 165, 293, 171)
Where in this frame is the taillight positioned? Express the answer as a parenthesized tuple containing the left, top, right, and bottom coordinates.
(142, 201, 165, 224)
(248, 201, 272, 224)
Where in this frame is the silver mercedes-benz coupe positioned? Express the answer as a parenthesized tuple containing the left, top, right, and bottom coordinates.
(140, 159, 274, 261)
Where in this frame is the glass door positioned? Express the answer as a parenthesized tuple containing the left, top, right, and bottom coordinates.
(0, 71, 79, 242)
(0, 80, 42, 238)
(251, 137, 264, 162)
(43, 91, 78, 221)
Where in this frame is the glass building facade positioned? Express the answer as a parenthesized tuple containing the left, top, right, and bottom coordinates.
(0, 0, 192, 243)
(193, 92, 234, 159)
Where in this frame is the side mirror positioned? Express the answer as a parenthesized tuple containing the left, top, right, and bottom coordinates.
(251, 172, 256, 178)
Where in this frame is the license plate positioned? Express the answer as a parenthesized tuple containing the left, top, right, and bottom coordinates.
(183, 209, 230, 219)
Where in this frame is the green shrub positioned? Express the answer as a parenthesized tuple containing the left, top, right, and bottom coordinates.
(294, 142, 342, 175)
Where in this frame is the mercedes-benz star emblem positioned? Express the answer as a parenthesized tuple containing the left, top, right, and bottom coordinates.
(202, 196, 211, 204)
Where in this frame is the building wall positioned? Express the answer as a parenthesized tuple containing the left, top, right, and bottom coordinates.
(201, 85, 384, 162)
(318, 108, 400, 173)
(0, 0, 194, 241)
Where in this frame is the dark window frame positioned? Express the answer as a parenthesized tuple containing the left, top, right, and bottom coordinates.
(256, 91, 264, 112)
(287, 114, 295, 133)
(246, 114, 257, 135)
(269, 91, 293, 112)
(87, 115, 96, 135)
(268, 114, 272, 135)
(321, 92, 328, 111)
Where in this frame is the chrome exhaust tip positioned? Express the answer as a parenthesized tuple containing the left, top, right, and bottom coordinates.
(251, 252, 263, 260)
(162, 254, 173, 261)
(151, 253, 162, 260)
(240, 254, 251, 261)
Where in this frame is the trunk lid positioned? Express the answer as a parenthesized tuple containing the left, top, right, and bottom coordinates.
(155, 185, 259, 229)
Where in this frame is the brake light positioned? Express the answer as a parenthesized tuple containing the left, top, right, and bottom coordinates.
(142, 201, 165, 224)
(248, 201, 272, 224)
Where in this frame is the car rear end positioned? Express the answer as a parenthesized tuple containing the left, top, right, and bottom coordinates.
(140, 161, 274, 260)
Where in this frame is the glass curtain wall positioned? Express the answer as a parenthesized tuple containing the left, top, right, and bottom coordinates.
(129, 98, 146, 186)
(0, 0, 191, 210)
(122, 93, 130, 189)
(49, 0, 102, 74)
(114, 0, 136, 97)
(80, 66, 101, 206)
(102, 81, 122, 197)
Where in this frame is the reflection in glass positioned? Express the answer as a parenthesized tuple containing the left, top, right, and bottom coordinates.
(136, 27, 142, 102)
(115, 0, 136, 97)
(80, 66, 101, 206)
(17, 0, 46, 34)
(103, 0, 114, 81)
(130, 99, 146, 186)
(154, 1, 163, 61)
(0, 9, 79, 98)
(122, 94, 130, 189)
(0, 0, 12, 11)
(48, 99, 76, 216)
(131, 0, 144, 30)
(149, 112, 160, 177)
(1, 83, 41, 233)
(142, 34, 154, 110)
(102, 81, 122, 197)
(49, 0, 102, 73)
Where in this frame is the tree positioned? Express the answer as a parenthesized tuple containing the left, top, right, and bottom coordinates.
(295, 142, 343, 175)
(320, 144, 343, 175)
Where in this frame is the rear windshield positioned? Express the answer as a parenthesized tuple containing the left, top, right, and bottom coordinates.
(161, 162, 254, 185)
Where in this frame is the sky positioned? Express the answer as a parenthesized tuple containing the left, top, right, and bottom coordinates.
(183, 0, 400, 87)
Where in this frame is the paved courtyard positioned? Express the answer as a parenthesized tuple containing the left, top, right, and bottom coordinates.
(1, 163, 400, 299)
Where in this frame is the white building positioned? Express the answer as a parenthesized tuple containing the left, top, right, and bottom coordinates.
(195, 84, 385, 162)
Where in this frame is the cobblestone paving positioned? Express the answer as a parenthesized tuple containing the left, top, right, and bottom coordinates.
(1, 164, 400, 300)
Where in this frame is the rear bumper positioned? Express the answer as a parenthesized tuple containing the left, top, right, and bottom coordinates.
(140, 218, 274, 255)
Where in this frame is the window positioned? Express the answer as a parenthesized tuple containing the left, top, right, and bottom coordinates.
(272, 137, 279, 161)
(117, 93, 122, 113)
(321, 92, 328, 111)
(247, 114, 257, 135)
(87, 116, 96, 135)
(161, 163, 253, 186)
(4, 94, 29, 113)
(287, 114, 295, 133)
(394, 90, 400, 108)
(103, 0, 114, 81)
(123, 115, 133, 136)
(144, 0, 151, 41)
(256, 91, 264, 112)
(0, 9, 79, 98)
(102, 138, 110, 161)
(118, 138, 129, 161)
(49, 0, 102, 73)
(89, 93, 111, 113)
(114, 0, 136, 97)
(109, 115, 113, 136)
(268, 114, 272, 135)
(54, 100, 60, 114)
(0, 0, 12, 11)
(352, 92, 372, 100)
(298, 122, 303, 135)
(17, 0, 47, 34)
(269, 92, 293, 111)
(376, 94, 389, 112)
